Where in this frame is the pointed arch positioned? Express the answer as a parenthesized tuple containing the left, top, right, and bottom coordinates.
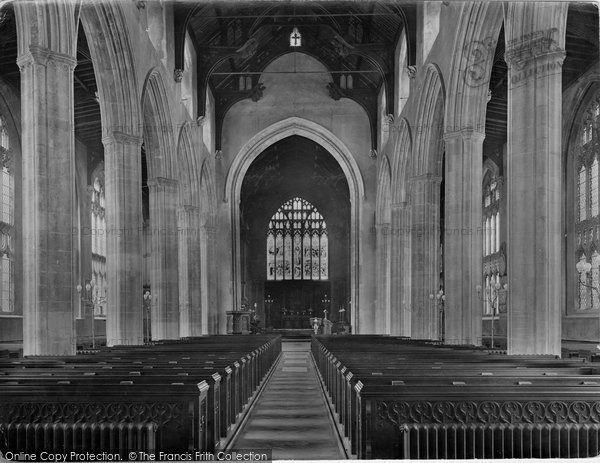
(14, 1, 79, 57)
(176, 122, 201, 208)
(80, 2, 141, 139)
(200, 159, 217, 225)
(412, 63, 445, 177)
(226, 116, 363, 330)
(142, 68, 177, 179)
(483, 158, 500, 180)
(225, 117, 365, 204)
(376, 154, 392, 224)
(444, 2, 504, 133)
(390, 117, 413, 204)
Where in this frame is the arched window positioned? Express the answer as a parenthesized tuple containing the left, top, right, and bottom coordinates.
(483, 173, 501, 257)
(575, 93, 600, 310)
(266, 197, 328, 281)
(0, 115, 13, 313)
(482, 169, 504, 316)
(91, 173, 107, 316)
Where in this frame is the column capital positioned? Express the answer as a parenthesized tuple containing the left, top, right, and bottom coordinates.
(102, 131, 143, 147)
(408, 173, 442, 186)
(147, 177, 179, 192)
(391, 201, 410, 211)
(375, 222, 391, 229)
(504, 42, 566, 69)
(179, 204, 199, 214)
(443, 129, 486, 143)
(16, 45, 76, 70)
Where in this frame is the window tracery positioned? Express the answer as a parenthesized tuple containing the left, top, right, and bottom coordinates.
(91, 173, 107, 316)
(482, 170, 503, 316)
(575, 94, 600, 311)
(266, 197, 328, 281)
(0, 116, 13, 313)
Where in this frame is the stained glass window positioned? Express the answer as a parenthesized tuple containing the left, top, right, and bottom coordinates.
(267, 232, 275, 279)
(580, 166, 588, 221)
(91, 174, 107, 316)
(0, 117, 8, 151)
(593, 159, 599, 217)
(576, 93, 600, 311)
(592, 252, 600, 310)
(266, 197, 328, 281)
(482, 171, 503, 319)
(0, 116, 13, 313)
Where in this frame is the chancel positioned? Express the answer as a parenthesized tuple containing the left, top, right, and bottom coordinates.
(0, 0, 599, 460)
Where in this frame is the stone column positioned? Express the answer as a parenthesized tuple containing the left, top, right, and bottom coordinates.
(103, 133, 144, 346)
(390, 202, 411, 336)
(375, 223, 391, 334)
(17, 45, 77, 356)
(410, 174, 442, 340)
(443, 130, 485, 345)
(504, 4, 567, 356)
(203, 222, 216, 334)
(75, 185, 94, 321)
(178, 205, 201, 337)
(148, 177, 180, 340)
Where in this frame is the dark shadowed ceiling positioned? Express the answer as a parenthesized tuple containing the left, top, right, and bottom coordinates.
(240, 135, 350, 237)
(174, 0, 416, 150)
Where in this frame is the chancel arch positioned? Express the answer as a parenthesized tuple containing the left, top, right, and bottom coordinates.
(226, 117, 363, 331)
(237, 134, 351, 333)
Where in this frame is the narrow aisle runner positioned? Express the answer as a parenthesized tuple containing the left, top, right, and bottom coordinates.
(231, 341, 346, 460)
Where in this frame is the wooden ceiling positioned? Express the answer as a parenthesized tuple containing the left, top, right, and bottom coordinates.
(0, 6, 103, 172)
(484, 2, 599, 157)
(0, 2, 597, 173)
(175, 0, 416, 150)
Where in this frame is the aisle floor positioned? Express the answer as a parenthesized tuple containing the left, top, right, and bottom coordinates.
(231, 341, 346, 460)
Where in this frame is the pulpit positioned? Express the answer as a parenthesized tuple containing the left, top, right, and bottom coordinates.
(226, 310, 253, 334)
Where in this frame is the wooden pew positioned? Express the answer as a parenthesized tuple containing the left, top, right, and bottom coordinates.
(311, 336, 600, 459)
(0, 335, 281, 457)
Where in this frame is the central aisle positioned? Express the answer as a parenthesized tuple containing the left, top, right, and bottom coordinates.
(231, 340, 346, 460)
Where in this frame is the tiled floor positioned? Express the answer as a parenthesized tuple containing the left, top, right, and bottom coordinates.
(231, 341, 346, 460)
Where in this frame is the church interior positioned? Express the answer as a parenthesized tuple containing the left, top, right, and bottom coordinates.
(0, 0, 599, 460)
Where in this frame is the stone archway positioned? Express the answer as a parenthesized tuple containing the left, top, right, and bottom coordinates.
(176, 122, 202, 338)
(388, 117, 413, 336)
(225, 117, 365, 331)
(442, 2, 503, 347)
(409, 64, 446, 341)
(141, 68, 179, 341)
(80, 3, 144, 347)
(375, 154, 392, 334)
